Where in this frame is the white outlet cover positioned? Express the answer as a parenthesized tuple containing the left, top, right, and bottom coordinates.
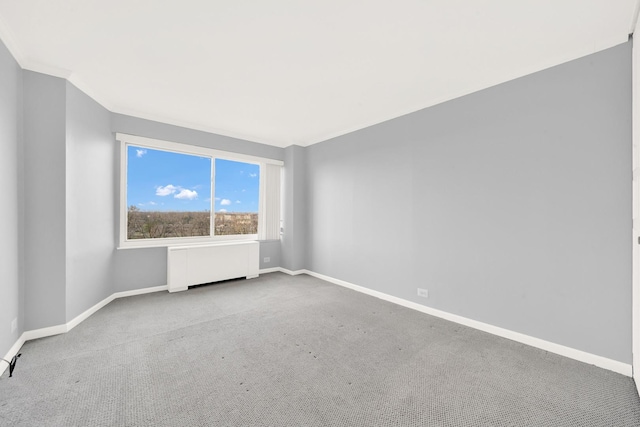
(417, 288, 428, 298)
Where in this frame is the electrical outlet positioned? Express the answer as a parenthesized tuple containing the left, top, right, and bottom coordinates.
(264, 257, 270, 263)
(417, 288, 428, 298)
(11, 318, 17, 333)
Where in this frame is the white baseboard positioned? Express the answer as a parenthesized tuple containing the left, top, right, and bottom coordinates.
(1, 334, 26, 377)
(67, 296, 115, 332)
(1, 324, 67, 377)
(289, 269, 632, 377)
(67, 286, 169, 333)
(259, 267, 306, 276)
(1, 284, 168, 376)
(113, 285, 168, 300)
(259, 267, 281, 274)
(22, 324, 68, 341)
(278, 267, 306, 276)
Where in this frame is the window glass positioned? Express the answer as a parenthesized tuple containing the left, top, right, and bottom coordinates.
(119, 134, 280, 248)
(126, 145, 211, 239)
(214, 158, 260, 235)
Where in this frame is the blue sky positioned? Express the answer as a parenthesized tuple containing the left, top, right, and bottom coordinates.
(127, 145, 259, 213)
(214, 158, 260, 213)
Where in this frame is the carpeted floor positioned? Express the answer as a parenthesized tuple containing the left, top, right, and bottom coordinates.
(0, 272, 639, 426)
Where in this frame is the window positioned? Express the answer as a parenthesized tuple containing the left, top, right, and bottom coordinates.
(126, 147, 212, 239)
(118, 133, 282, 248)
(214, 159, 260, 235)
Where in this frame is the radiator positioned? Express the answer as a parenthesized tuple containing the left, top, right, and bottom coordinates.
(167, 241, 259, 292)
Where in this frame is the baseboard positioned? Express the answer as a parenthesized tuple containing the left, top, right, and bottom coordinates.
(1, 333, 26, 377)
(68, 286, 169, 332)
(112, 285, 168, 299)
(67, 295, 116, 332)
(278, 267, 306, 276)
(259, 267, 306, 276)
(22, 324, 68, 341)
(292, 269, 632, 377)
(1, 284, 169, 376)
(259, 267, 281, 274)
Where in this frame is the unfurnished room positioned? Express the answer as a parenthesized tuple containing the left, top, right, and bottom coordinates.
(2, 1, 640, 426)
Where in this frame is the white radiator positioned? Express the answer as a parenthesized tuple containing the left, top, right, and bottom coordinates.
(167, 241, 259, 293)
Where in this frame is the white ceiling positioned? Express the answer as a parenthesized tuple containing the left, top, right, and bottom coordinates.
(0, 1, 638, 148)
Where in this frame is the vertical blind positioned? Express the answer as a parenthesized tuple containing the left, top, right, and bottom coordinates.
(259, 163, 281, 240)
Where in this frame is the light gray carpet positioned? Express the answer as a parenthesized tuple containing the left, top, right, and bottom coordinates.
(1, 272, 639, 426)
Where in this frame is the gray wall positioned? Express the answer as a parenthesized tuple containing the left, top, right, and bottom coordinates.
(281, 145, 307, 271)
(22, 71, 67, 330)
(259, 240, 281, 270)
(0, 39, 22, 357)
(0, 34, 632, 369)
(304, 42, 632, 363)
(112, 114, 284, 161)
(111, 114, 285, 292)
(114, 247, 167, 293)
(65, 82, 115, 320)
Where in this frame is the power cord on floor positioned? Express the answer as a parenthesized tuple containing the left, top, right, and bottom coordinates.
(1, 353, 21, 377)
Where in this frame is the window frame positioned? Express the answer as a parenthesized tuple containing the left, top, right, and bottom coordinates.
(117, 133, 282, 249)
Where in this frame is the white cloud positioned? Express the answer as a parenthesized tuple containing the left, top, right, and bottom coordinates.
(156, 185, 178, 196)
(156, 185, 199, 200)
(136, 149, 147, 158)
(148, 201, 157, 205)
(235, 200, 241, 204)
(220, 199, 231, 206)
(219, 209, 227, 213)
(174, 189, 198, 200)
(249, 173, 257, 178)
(215, 197, 221, 201)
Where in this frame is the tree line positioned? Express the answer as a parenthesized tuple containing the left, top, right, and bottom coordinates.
(127, 206, 257, 239)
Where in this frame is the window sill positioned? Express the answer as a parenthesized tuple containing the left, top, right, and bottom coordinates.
(117, 235, 261, 250)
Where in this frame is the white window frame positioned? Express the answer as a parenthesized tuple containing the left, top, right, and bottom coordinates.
(117, 133, 283, 249)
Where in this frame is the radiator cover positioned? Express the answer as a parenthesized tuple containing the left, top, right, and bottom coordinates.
(167, 241, 259, 292)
